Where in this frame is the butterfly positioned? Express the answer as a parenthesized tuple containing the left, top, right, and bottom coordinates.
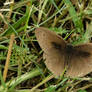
(35, 27, 92, 77)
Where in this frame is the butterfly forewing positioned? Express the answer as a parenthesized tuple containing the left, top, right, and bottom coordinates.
(35, 27, 66, 76)
(35, 27, 66, 53)
(66, 44, 92, 77)
(74, 43, 92, 54)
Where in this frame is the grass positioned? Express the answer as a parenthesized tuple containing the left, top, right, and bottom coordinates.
(0, 0, 92, 92)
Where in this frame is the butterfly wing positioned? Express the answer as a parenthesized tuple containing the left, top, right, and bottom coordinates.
(66, 43, 92, 77)
(35, 27, 66, 76)
(43, 48, 65, 75)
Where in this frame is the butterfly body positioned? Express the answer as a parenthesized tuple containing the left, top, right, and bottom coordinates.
(65, 44, 73, 53)
(35, 27, 92, 77)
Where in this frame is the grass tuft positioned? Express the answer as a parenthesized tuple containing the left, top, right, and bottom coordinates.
(0, 0, 92, 92)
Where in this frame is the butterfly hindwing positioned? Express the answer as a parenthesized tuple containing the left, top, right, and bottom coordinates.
(43, 48, 65, 76)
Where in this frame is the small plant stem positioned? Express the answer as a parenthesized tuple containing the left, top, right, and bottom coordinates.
(3, 34, 15, 82)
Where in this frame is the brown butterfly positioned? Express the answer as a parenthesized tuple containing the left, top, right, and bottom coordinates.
(35, 27, 92, 77)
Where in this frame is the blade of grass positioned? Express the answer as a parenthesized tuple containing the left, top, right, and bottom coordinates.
(30, 75, 54, 92)
(0, 14, 27, 36)
(0, 68, 41, 91)
(38, 0, 48, 23)
(0, 3, 33, 36)
(0, 70, 6, 88)
(64, 0, 83, 33)
(0, 45, 8, 50)
(45, 78, 68, 92)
